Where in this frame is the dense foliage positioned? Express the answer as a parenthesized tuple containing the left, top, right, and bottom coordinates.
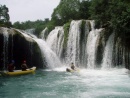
(51, 0, 90, 26)
(90, 0, 130, 34)
(0, 5, 12, 27)
(13, 19, 49, 36)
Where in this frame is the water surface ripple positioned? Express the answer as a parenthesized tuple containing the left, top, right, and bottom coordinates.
(0, 68, 130, 98)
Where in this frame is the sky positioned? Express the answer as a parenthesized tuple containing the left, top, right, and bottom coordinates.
(1, 0, 60, 23)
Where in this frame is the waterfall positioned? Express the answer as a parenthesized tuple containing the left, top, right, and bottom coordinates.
(79, 20, 91, 67)
(102, 33, 115, 69)
(1, 20, 129, 70)
(2, 28, 9, 70)
(15, 29, 62, 69)
(13, 20, 103, 69)
(66, 20, 82, 66)
(14, 20, 104, 69)
(86, 20, 101, 68)
(34, 39, 62, 69)
(40, 27, 48, 40)
(60, 20, 102, 67)
(46, 27, 64, 58)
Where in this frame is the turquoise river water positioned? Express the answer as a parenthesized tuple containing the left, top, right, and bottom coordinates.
(0, 67, 130, 98)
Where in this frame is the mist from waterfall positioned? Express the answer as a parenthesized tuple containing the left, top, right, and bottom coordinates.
(102, 33, 115, 69)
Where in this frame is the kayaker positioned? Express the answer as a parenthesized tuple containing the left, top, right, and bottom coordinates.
(8, 60, 15, 72)
(70, 62, 75, 70)
(21, 60, 28, 71)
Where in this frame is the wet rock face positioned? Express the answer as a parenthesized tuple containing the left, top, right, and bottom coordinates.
(0, 27, 44, 70)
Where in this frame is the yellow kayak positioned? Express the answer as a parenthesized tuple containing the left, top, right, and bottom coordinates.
(4, 67, 36, 76)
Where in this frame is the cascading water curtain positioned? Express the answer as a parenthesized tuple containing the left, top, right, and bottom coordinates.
(66, 20, 82, 66)
(86, 20, 101, 68)
(46, 27, 64, 58)
(102, 33, 115, 69)
(35, 39, 62, 69)
(3, 28, 9, 70)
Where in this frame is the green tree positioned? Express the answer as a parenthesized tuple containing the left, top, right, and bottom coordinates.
(110, 0, 130, 33)
(0, 5, 11, 27)
(79, 0, 91, 19)
(89, 0, 110, 27)
(13, 21, 22, 29)
(51, 0, 81, 26)
(89, 0, 130, 33)
(13, 19, 49, 36)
